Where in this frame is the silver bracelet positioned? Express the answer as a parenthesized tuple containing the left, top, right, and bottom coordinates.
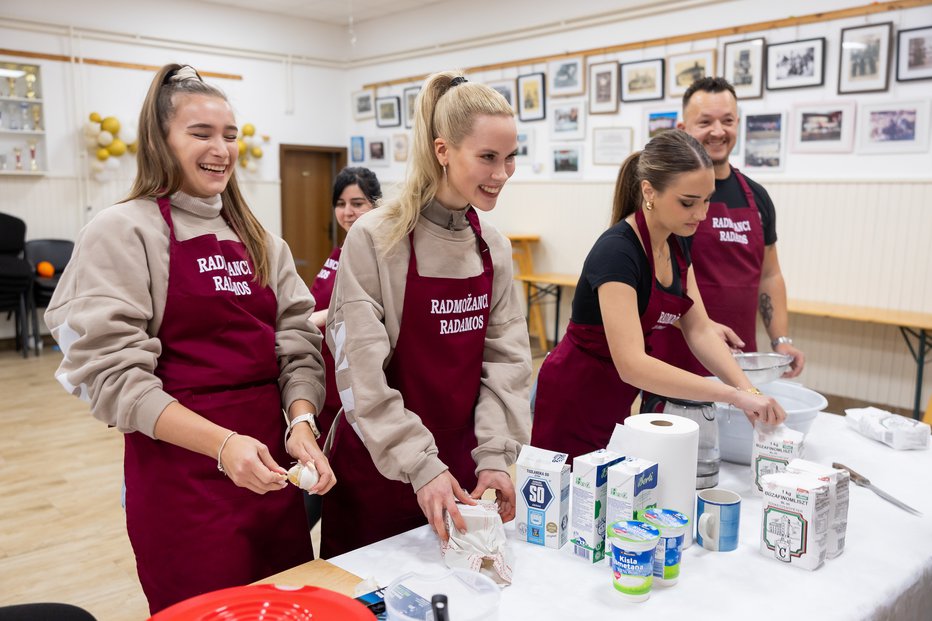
(217, 431, 238, 475)
(771, 336, 793, 349)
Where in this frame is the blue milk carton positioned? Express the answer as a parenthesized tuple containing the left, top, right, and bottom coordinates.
(516, 445, 570, 549)
(570, 449, 626, 563)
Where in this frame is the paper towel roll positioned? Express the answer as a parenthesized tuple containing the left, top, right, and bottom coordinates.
(607, 414, 699, 547)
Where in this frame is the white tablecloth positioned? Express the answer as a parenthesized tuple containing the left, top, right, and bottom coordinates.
(330, 413, 932, 620)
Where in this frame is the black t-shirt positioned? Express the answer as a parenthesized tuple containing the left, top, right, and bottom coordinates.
(571, 220, 692, 325)
(712, 170, 778, 245)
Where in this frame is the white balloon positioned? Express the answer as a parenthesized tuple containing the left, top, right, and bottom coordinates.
(93, 170, 111, 183)
(85, 135, 100, 149)
(84, 121, 101, 138)
(97, 130, 114, 147)
(105, 156, 121, 170)
(246, 160, 258, 173)
(90, 159, 106, 173)
(120, 124, 138, 146)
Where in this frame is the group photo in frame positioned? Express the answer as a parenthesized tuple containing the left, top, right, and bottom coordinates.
(743, 112, 784, 171)
(517, 72, 546, 122)
(592, 127, 634, 166)
(485, 79, 517, 112)
(838, 22, 892, 94)
(766, 38, 825, 90)
(375, 96, 401, 128)
(667, 49, 716, 98)
(548, 57, 585, 97)
(352, 90, 375, 121)
(620, 58, 664, 102)
(551, 100, 586, 141)
(790, 102, 856, 153)
(896, 25, 932, 82)
(588, 61, 618, 114)
(402, 87, 420, 129)
(723, 38, 765, 99)
(551, 143, 583, 176)
(857, 100, 931, 154)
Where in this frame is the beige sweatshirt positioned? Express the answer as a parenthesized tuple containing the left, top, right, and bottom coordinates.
(45, 192, 325, 438)
(325, 201, 532, 492)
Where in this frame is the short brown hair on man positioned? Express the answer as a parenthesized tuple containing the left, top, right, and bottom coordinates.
(682, 77, 737, 110)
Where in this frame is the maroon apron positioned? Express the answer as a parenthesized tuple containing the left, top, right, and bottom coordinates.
(650, 167, 764, 376)
(531, 209, 694, 459)
(309, 246, 342, 441)
(321, 209, 493, 558)
(124, 197, 311, 614)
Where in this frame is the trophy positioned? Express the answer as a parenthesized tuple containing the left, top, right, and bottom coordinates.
(32, 104, 42, 131)
(24, 72, 37, 99)
(13, 147, 23, 171)
(19, 102, 31, 131)
(28, 141, 38, 171)
(6, 76, 16, 98)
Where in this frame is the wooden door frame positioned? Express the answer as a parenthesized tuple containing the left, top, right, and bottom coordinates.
(279, 143, 347, 256)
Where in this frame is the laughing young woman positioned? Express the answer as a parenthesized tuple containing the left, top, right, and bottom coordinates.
(45, 64, 334, 614)
(320, 71, 532, 557)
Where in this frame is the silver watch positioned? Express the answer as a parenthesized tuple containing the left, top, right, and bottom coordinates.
(771, 336, 793, 349)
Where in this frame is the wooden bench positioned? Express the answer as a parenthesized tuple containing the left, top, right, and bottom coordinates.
(787, 299, 932, 420)
(507, 235, 548, 350)
(514, 272, 579, 349)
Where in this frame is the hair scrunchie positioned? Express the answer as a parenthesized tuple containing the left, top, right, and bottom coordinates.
(171, 65, 202, 83)
(449, 76, 468, 87)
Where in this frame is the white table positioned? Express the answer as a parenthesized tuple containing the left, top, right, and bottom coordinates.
(330, 413, 932, 620)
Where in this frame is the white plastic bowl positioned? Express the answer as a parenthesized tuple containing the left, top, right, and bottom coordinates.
(716, 379, 827, 465)
(385, 569, 500, 621)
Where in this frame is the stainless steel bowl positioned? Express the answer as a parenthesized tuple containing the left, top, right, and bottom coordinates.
(733, 352, 793, 385)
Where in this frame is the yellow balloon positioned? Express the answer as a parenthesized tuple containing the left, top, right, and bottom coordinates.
(96, 148, 110, 161)
(89, 112, 102, 123)
(250, 146, 263, 159)
(101, 116, 121, 135)
(239, 157, 248, 168)
(242, 123, 255, 137)
(237, 139, 246, 156)
(128, 142, 138, 154)
(107, 139, 127, 157)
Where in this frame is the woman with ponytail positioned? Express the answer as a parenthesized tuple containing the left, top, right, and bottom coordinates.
(321, 71, 531, 557)
(531, 129, 785, 459)
(45, 64, 334, 613)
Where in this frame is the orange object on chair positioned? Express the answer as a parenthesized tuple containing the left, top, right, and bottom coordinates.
(36, 260, 55, 278)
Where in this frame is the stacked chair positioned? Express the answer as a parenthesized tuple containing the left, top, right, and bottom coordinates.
(24, 239, 75, 354)
(0, 213, 34, 358)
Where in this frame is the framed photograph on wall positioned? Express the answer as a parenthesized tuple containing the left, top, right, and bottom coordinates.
(515, 127, 535, 163)
(743, 113, 784, 171)
(392, 133, 409, 162)
(402, 87, 420, 128)
(551, 144, 583, 176)
(551, 100, 586, 141)
(791, 102, 856, 153)
(517, 72, 546, 122)
(375, 96, 401, 127)
(548, 57, 585, 96)
(644, 108, 678, 144)
(486, 79, 517, 112)
(857, 100, 931, 154)
(588, 62, 618, 114)
(896, 25, 932, 82)
(838, 23, 892, 94)
(350, 136, 365, 163)
(620, 59, 664, 102)
(766, 38, 825, 90)
(366, 136, 390, 166)
(592, 127, 634, 165)
(667, 49, 716, 98)
(723, 38, 765, 99)
(352, 90, 375, 121)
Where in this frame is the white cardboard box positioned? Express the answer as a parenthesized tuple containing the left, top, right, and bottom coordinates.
(570, 449, 626, 563)
(516, 445, 570, 549)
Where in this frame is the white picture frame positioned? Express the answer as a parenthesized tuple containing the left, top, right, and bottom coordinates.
(515, 126, 535, 163)
(548, 57, 585, 97)
(838, 23, 892, 94)
(392, 133, 409, 162)
(588, 61, 619, 114)
(743, 112, 785, 172)
(402, 87, 420, 129)
(352, 90, 375, 121)
(723, 38, 765, 99)
(667, 49, 717, 98)
(592, 127, 634, 166)
(551, 143, 583, 177)
(366, 136, 390, 166)
(350, 136, 365, 163)
(486, 79, 517, 112)
(643, 107, 679, 146)
(550, 100, 586, 141)
(857, 100, 931, 154)
(791, 102, 856, 153)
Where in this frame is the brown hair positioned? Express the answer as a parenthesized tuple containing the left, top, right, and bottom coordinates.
(376, 71, 513, 253)
(123, 63, 270, 285)
(682, 76, 737, 111)
(610, 129, 712, 225)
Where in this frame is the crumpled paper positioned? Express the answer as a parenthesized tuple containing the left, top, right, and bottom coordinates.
(845, 407, 930, 450)
(441, 500, 514, 585)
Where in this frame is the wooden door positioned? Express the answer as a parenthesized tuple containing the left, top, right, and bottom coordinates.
(280, 145, 347, 285)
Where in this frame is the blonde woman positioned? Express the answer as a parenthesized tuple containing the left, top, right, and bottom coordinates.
(321, 72, 532, 557)
(45, 64, 334, 613)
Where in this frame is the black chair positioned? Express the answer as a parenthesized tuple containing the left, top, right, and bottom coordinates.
(24, 239, 74, 354)
(0, 213, 33, 358)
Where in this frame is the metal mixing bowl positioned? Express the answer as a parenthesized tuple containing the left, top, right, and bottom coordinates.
(733, 352, 793, 385)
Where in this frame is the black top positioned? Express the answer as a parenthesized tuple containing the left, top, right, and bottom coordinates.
(712, 170, 778, 245)
(571, 220, 691, 325)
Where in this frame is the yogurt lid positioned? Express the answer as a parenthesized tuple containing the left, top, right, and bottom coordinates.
(641, 508, 690, 532)
(607, 520, 660, 544)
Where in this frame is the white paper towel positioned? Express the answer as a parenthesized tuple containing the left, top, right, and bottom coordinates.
(607, 414, 699, 547)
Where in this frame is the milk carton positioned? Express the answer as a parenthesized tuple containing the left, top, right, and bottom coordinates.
(606, 457, 659, 534)
(516, 445, 570, 549)
(760, 471, 830, 570)
(570, 449, 626, 563)
(786, 459, 849, 558)
(752, 423, 805, 494)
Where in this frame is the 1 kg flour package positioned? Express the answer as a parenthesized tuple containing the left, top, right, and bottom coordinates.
(752, 423, 805, 494)
(760, 471, 830, 571)
(786, 459, 849, 558)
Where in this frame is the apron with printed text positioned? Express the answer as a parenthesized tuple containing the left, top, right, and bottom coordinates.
(531, 209, 694, 459)
(309, 246, 342, 441)
(649, 167, 764, 377)
(124, 197, 311, 614)
(320, 209, 493, 558)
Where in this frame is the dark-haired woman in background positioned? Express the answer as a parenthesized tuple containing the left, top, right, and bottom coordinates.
(531, 129, 785, 459)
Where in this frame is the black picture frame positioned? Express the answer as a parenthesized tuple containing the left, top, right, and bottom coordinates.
(375, 96, 401, 128)
(896, 25, 932, 82)
(619, 58, 664, 102)
(838, 22, 892, 94)
(517, 72, 546, 122)
(766, 37, 826, 91)
(402, 87, 420, 129)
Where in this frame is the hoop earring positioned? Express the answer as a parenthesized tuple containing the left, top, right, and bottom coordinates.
(645, 200, 654, 211)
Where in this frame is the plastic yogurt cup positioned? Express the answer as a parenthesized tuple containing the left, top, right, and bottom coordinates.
(607, 520, 661, 602)
(641, 507, 690, 585)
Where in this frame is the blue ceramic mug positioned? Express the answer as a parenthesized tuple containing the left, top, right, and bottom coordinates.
(696, 489, 741, 552)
